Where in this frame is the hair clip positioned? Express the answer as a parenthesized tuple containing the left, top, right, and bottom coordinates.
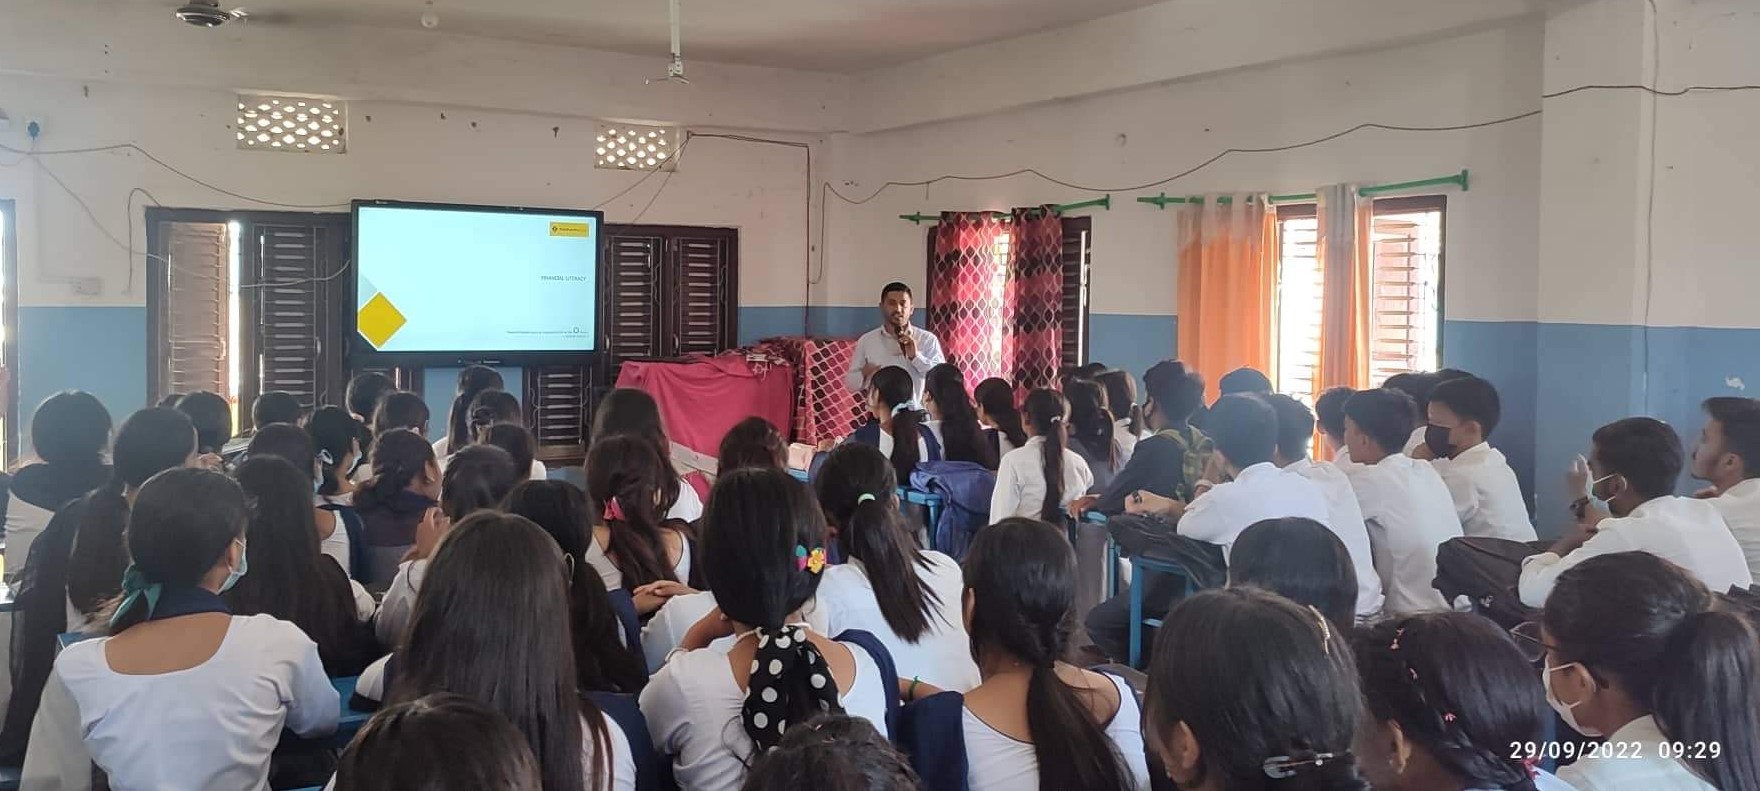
(1442, 712, 1458, 723)
(795, 545, 827, 574)
(891, 402, 920, 417)
(1308, 605, 1332, 655)
(856, 493, 878, 506)
(316, 449, 335, 467)
(1048, 415, 1064, 424)
(1262, 751, 1344, 779)
(602, 497, 626, 523)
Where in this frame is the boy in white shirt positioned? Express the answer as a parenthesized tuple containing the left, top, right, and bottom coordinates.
(1339, 389, 1463, 614)
(1689, 396, 1760, 581)
(1521, 417, 1754, 607)
(1262, 393, 1384, 618)
(1417, 375, 1536, 541)
(1315, 386, 1355, 465)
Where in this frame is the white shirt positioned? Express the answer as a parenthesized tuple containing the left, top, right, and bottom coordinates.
(24, 615, 339, 791)
(376, 558, 428, 646)
(1402, 426, 1426, 457)
(873, 426, 932, 463)
(4, 496, 55, 583)
(1284, 458, 1386, 617)
(1708, 478, 1760, 581)
(1343, 454, 1464, 614)
(586, 529, 694, 593)
(1114, 419, 1140, 466)
(1178, 462, 1330, 560)
(1519, 496, 1753, 607)
(1557, 715, 1716, 791)
(667, 477, 704, 523)
(807, 553, 980, 692)
(642, 591, 722, 673)
(641, 636, 891, 791)
(962, 673, 1149, 791)
(436, 450, 548, 481)
(1431, 443, 1536, 541)
(843, 324, 946, 396)
(990, 437, 1095, 523)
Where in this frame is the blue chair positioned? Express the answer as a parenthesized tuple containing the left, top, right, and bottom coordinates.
(786, 468, 943, 543)
(1127, 555, 1199, 669)
(1081, 511, 1121, 598)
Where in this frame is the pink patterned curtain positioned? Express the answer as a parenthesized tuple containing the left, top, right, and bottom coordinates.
(1006, 208, 1064, 392)
(928, 212, 1010, 383)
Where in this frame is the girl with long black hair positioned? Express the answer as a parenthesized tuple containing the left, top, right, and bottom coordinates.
(354, 428, 444, 586)
(812, 443, 978, 691)
(849, 365, 941, 484)
(437, 364, 504, 458)
(973, 378, 1027, 459)
(923, 364, 997, 470)
(989, 389, 1092, 523)
(642, 468, 894, 791)
(23, 468, 337, 790)
(592, 387, 703, 522)
(334, 693, 541, 791)
(1063, 377, 1121, 492)
(1096, 369, 1146, 451)
(585, 435, 694, 606)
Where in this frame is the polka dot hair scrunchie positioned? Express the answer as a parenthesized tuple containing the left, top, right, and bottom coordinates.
(742, 624, 843, 752)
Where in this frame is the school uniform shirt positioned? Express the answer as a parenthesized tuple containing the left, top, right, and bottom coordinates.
(23, 615, 338, 791)
(990, 437, 1095, 523)
(806, 552, 980, 692)
(1708, 478, 1760, 581)
(1114, 419, 1140, 466)
(667, 477, 704, 523)
(1555, 715, 1716, 791)
(962, 673, 1150, 791)
(1283, 458, 1386, 617)
(1519, 496, 1753, 607)
(641, 636, 891, 791)
(437, 450, 548, 482)
(585, 529, 694, 593)
(1342, 455, 1464, 614)
(1402, 426, 1426, 457)
(314, 498, 354, 575)
(842, 324, 946, 396)
(1431, 443, 1537, 541)
(375, 558, 427, 646)
(3, 461, 110, 582)
(1177, 462, 1330, 560)
(641, 591, 722, 673)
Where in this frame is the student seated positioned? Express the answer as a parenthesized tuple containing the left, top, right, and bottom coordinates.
(252, 389, 304, 429)
(1355, 612, 1574, 791)
(247, 423, 371, 609)
(973, 377, 1027, 460)
(1519, 417, 1752, 607)
(306, 405, 368, 576)
(1189, 366, 1271, 432)
(1689, 396, 1760, 579)
(4, 391, 112, 582)
(1228, 517, 1360, 631)
(377, 512, 637, 791)
(0, 407, 196, 763)
(344, 371, 396, 426)
(1144, 587, 1365, 791)
(717, 416, 788, 475)
(452, 389, 548, 480)
(372, 390, 431, 437)
(1095, 368, 1147, 462)
(1382, 372, 1441, 456)
(740, 715, 921, 791)
(1419, 375, 1536, 541)
(1261, 394, 1383, 617)
(1315, 385, 1356, 464)
(1531, 552, 1760, 791)
(641, 468, 895, 791)
(1339, 389, 1463, 614)
(849, 366, 943, 484)
(990, 389, 1093, 522)
(1066, 359, 1211, 517)
(22, 468, 338, 790)
(480, 423, 543, 483)
(435, 364, 504, 459)
(1064, 378, 1123, 493)
(353, 428, 443, 586)
(813, 444, 979, 691)
(923, 364, 998, 471)
(226, 457, 378, 676)
(593, 387, 704, 523)
(897, 518, 1149, 791)
(334, 693, 542, 791)
(585, 436, 696, 607)
(174, 390, 232, 460)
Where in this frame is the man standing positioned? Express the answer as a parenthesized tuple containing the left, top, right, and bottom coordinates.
(843, 282, 945, 396)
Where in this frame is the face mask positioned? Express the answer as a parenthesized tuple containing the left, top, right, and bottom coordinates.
(220, 538, 249, 593)
(1543, 662, 1601, 737)
(1584, 473, 1616, 513)
(1424, 425, 1455, 458)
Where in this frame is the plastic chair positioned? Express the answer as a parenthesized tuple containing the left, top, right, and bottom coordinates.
(1128, 555, 1198, 669)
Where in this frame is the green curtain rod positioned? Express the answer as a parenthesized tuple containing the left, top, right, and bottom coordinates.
(1135, 170, 1470, 209)
(898, 194, 1111, 225)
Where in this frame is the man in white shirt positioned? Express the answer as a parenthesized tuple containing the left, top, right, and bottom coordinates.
(842, 281, 946, 397)
(1417, 375, 1536, 541)
(1689, 396, 1760, 580)
(1263, 393, 1384, 618)
(1519, 417, 1754, 607)
(1339, 388, 1463, 614)
(1315, 386, 1355, 465)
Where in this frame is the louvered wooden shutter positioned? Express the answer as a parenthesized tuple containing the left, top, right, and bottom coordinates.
(601, 231, 665, 381)
(1274, 206, 1323, 402)
(159, 221, 231, 399)
(526, 364, 591, 463)
(244, 218, 348, 425)
(1367, 196, 1445, 385)
(668, 231, 737, 356)
(1059, 217, 1091, 369)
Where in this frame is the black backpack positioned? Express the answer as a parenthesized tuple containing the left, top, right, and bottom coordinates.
(1433, 537, 1551, 630)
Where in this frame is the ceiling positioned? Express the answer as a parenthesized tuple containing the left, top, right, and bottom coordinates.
(148, 0, 1172, 73)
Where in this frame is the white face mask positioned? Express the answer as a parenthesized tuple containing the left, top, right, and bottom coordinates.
(1543, 662, 1602, 737)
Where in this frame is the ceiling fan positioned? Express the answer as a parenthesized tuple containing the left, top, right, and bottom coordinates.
(173, 0, 292, 27)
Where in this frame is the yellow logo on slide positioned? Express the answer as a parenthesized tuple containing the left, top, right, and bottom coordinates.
(357, 292, 408, 349)
(550, 222, 591, 238)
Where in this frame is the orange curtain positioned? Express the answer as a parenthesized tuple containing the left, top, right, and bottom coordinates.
(1314, 183, 1372, 397)
(1176, 195, 1277, 403)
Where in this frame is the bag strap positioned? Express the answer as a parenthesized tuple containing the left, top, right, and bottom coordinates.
(833, 628, 900, 720)
(894, 691, 970, 791)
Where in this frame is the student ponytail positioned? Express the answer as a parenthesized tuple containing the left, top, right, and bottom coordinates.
(1063, 378, 1117, 470)
(976, 378, 1028, 449)
(355, 429, 436, 512)
(1097, 369, 1144, 438)
(965, 519, 1129, 790)
(447, 365, 504, 453)
(441, 445, 521, 520)
(925, 364, 997, 470)
(814, 444, 940, 642)
(586, 436, 677, 590)
(306, 406, 360, 496)
(1024, 390, 1069, 523)
(468, 390, 522, 441)
(871, 366, 922, 483)
(1545, 552, 1760, 791)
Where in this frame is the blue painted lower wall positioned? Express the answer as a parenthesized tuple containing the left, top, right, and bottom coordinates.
(18, 306, 149, 441)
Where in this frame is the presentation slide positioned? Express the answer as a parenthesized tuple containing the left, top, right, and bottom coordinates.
(355, 204, 598, 354)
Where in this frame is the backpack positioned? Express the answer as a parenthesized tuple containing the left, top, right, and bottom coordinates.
(1155, 426, 1213, 503)
(1433, 537, 1550, 629)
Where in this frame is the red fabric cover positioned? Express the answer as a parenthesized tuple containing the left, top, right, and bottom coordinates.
(757, 338, 864, 445)
(614, 353, 795, 461)
(929, 212, 1011, 384)
(1007, 208, 1065, 393)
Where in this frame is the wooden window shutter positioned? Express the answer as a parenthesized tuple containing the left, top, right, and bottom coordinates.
(601, 230, 666, 381)
(525, 364, 591, 464)
(667, 231, 738, 357)
(157, 221, 231, 400)
(1059, 217, 1091, 370)
(243, 218, 348, 423)
(1273, 205, 1323, 401)
(1367, 196, 1445, 385)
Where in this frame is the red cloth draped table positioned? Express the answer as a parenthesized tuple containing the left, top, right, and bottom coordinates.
(613, 352, 795, 462)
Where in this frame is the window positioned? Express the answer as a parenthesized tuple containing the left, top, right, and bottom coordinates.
(0, 200, 16, 463)
(922, 217, 1092, 372)
(237, 94, 346, 153)
(1272, 196, 1445, 399)
(147, 209, 351, 430)
(595, 124, 680, 171)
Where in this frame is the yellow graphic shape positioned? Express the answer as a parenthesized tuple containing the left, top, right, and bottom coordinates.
(550, 221, 591, 238)
(357, 292, 408, 349)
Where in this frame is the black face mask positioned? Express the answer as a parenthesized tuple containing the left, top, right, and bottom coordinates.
(1425, 425, 1455, 458)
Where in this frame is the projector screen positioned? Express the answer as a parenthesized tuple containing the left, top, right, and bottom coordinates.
(353, 201, 600, 360)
